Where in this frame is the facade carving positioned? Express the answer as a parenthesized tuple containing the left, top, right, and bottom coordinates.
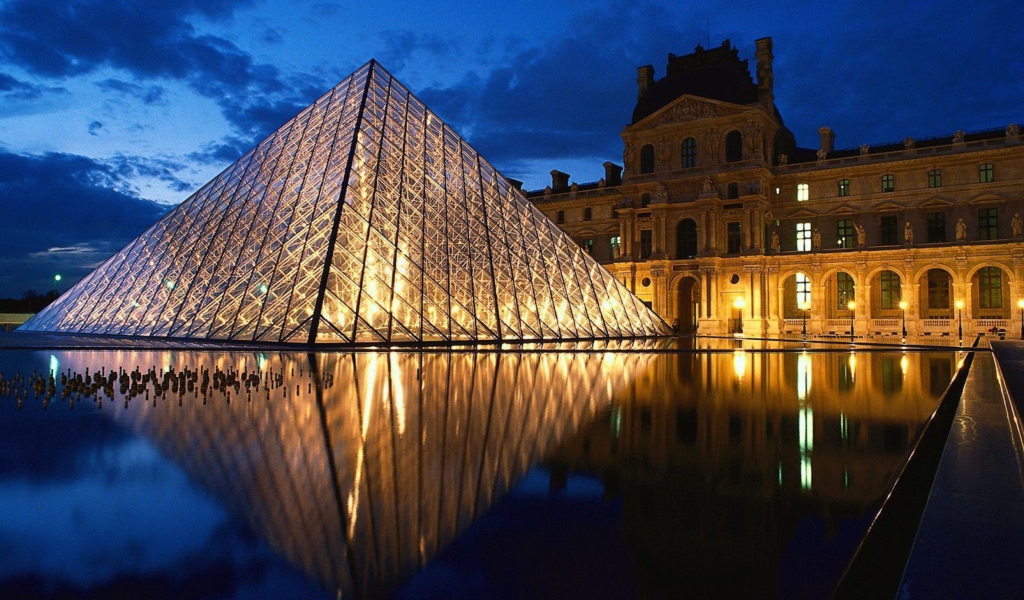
(530, 37, 1024, 338)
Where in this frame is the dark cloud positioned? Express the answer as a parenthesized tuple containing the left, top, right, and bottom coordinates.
(0, 149, 169, 296)
(87, 120, 104, 136)
(377, 30, 459, 72)
(0, 72, 59, 100)
(0, 0, 332, 162)
(96, 78, 167, 105)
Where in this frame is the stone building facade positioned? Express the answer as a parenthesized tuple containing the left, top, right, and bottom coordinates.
(528, 38, 1024, 338)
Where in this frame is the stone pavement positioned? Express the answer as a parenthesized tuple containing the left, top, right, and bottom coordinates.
(898, 342, 1024, 598)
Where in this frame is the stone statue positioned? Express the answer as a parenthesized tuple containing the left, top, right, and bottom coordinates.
(956, 218, 967, 241)
(816, 148, 828, 161)
(1008, 123, 1020, 137)
(854, 223, 866, 247)
(903, 137, 915, 149)
(1012, 213, 1023, 237)
(953, 130, 966, 144)
(701, 178, 715, 194)
(652, 183, 668, 203)
(904, 221, 914, 244)
(812, 228, 821, 250)
(778, 153, 788, 165)
(770, 229, 780, 253)
(859, 144, 870, 155)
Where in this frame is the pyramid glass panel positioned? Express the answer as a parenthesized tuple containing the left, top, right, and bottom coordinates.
(21, 61, 669, 344)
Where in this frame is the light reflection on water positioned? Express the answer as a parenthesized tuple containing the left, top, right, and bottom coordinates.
(0, 348, 955, 599)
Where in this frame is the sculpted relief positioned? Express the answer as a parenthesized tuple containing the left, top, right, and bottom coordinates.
(655, 99, 719, 126)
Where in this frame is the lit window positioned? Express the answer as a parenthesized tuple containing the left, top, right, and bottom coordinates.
(556, 210, 565, 224)
(797, 183, 809, 202)
(836, 273, 854, 308)
(837, 219, 853, 248)
(682, 137, 697, 168)
(583, 207, 592, 221)
(610, 235, 621, 255)
(881, 174, 894, 192)
(979, 266, 1002, 309)
(795, 273, 810, 307)
(797, 222, 812, 252)
(880, 270, 901, 309)
(979, 207, 998, 240)
(838, 179, 850, 197)
(640, 144, 655, 174)
(927, 212, 946, 243)
(979, 163, 994, 183)
(928, 168, 942, 188)
(582, 238, 594, 254)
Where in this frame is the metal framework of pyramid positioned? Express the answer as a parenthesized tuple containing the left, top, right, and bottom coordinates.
(22, 61, 668, 345)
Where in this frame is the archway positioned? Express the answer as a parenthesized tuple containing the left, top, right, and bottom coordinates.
(674, 276, 701, 334)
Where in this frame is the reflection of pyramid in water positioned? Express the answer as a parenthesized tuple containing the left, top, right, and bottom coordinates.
(23, 61, 668, 344)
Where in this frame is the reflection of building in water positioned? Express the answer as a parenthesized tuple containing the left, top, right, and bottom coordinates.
(546, 351, 955, 597)
(55, 349, 646, 599)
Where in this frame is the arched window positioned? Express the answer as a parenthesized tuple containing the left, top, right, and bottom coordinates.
(978, 267, 1003, 309)
(836, 272, 855, 308)
(682, 137, 697, 168)
(725, 130, 743, 162)
(640, 144, 655, 174)
(926, 269, 951, 310)
(676, 219, 697, 259)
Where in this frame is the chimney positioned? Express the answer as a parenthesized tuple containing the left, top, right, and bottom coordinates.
(550, 170, 570, 191)
(754, 37, 774, 111)
(602, 161, 623, 186)
(637, 65, 654, 99)
(818, 127, 835, 154)
(506, 178, 524, 192)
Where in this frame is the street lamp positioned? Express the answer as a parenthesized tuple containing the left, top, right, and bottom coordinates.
(847, 300, 856, 340)
(798, 300, 809, 341)
(899, 300, 908, 340)
(955, 299, 964, 340)
(1018, 298, 1024, 340)
(733, 297, 746, 335)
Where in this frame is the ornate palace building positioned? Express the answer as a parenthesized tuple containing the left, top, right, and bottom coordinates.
(528, 38, 1024, 338)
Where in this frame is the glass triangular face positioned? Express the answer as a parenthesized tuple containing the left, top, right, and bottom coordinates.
(21, 61, 669, 344)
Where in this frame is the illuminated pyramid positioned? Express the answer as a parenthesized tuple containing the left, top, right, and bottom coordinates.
(22, 61, 668, 344)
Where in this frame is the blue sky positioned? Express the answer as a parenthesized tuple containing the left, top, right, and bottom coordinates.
(1, 0, 1022, 296)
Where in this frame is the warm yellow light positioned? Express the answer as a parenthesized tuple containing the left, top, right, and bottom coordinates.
(847, 300, 855, 311)
(1018, 299, 1024, 309)
(899, 300, 908, 311)
(798, 300, 809, 311)
(733, 349, 747, 380)
(956, 299, 964, 309)
(733, 297, 746, 310)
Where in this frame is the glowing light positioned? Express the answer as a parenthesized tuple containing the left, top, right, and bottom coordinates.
(49, 355, 59, 377)
(847, 300, 856, 311)
(899, 300, 908, 311)
(54, 274, 61, 282)
(848, 353, 857, 381)
(165, 280, 175, 290)
(1018, 299, 1024, 309)
(733, 297, 746, 310)
(901, 355, 909, 377)
(733, 349, 747, 380)
(797, 351, 811, 400)
(955, 299, 964, 309)
(258, 284, 268, 295)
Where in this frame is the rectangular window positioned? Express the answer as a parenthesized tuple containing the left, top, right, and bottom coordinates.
(880, 270, 901, 309)
(727, 183, 739, 199)
(979, 267, 1002, 309)
(583, 207, 592, 221)
(837, 219, 853, 248)
(979, 163, 994, 183)
(797, 183, 809, 201)
(641, 193, 651, 208)
(838, 179, 850, 197)
(880, 216, 898, 245)
(795, 273, 810, 307)
(640, 230, 652, 259)
(979, 207, 998, 240)
(556, 210, 565, 224)
(727, 222, 741, 254)
(927, 212, 946, 243)
(610, 235, 620, 256)
(796, 222, 812, 252)
(837, 272, 854, 308)
(927, 271, 950, 309)
(881, 174, 894, 193)
(582, 238, 594, 254)
(928, 169, 942, 188)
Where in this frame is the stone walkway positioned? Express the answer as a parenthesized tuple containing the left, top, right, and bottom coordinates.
(899, 342, 1024, 598)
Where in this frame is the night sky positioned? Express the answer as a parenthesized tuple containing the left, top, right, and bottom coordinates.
(1, 0, 1022, 296)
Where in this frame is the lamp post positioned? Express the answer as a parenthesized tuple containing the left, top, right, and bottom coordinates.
(955, 299, 964, 340)
(799, 300, 809, 341)
(1018, 299, 1024, 340)
(899, 300, 908, 340)
(847, 300, 856, 340)
(733, 297, 746, 335)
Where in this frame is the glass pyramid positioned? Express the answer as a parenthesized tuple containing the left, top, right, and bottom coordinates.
(22, 61, 669, 344)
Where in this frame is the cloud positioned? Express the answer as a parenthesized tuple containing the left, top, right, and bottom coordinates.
(97, 78, 167, 105)
(377, 30, 459, 72)
(0, 149, 170, 296)
(87, 120, 104, 135)
(0, 0, 331, 162)
(0, 71, 62, 100)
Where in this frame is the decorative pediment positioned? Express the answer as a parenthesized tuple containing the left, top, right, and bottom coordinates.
(872, 202, 904, 213)
(919, 196, 955, 208)
(967, 192, 1006, 205)
(633, 95, 752, 129)
(831, 204, 859, 215)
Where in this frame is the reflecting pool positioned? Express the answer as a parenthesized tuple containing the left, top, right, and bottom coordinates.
(0, 347, 956, 599)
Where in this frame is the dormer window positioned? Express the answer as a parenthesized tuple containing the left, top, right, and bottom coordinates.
(640, 144, 655, 174)
(682, 137, 697, 168)
(797, 183, 809, 202)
